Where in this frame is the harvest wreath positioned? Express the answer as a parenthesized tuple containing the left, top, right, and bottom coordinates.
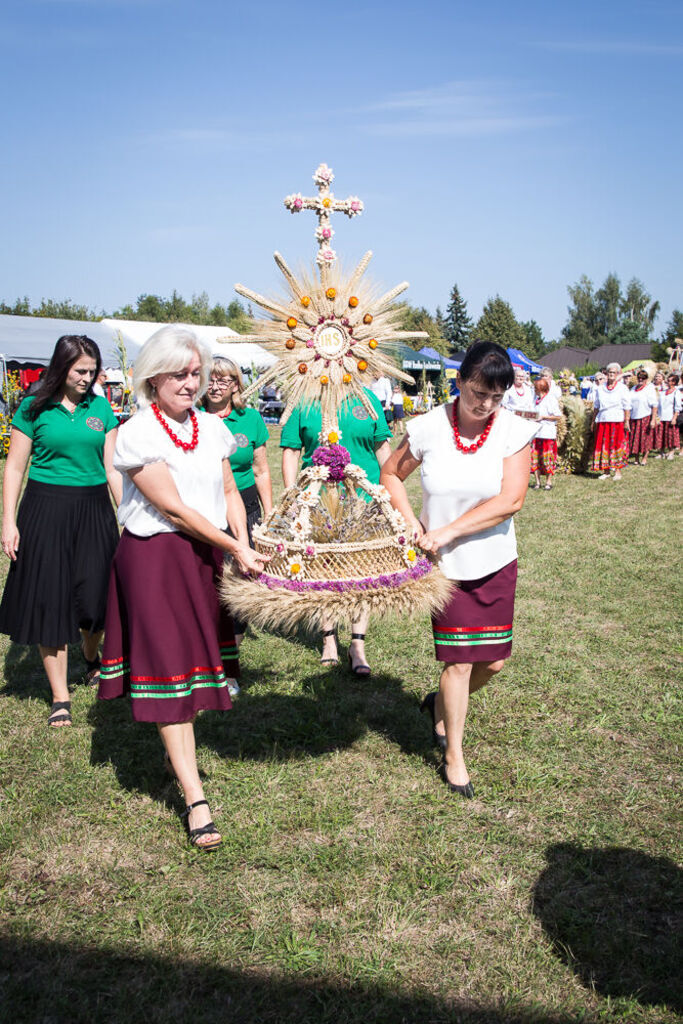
(221, 164, 453, 630)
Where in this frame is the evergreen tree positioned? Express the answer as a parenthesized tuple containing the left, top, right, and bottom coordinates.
(520, 320, 546, 360)
(444, 284, 472, 355)
(474, 296, 525, 351)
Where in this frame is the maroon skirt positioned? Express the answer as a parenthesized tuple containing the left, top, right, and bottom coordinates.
(432, 559, 517, 664)
(629, 416, 653, 456)
(98, 530, 238, 723)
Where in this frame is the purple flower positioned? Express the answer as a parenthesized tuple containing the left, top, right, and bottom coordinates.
(311, 443, 351, 482)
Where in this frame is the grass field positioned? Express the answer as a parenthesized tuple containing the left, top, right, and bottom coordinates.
(0, 431, 681, 1024)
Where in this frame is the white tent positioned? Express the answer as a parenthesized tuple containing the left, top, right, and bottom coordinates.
(100, 319, 276, 370)
(0, 314, 276, 371)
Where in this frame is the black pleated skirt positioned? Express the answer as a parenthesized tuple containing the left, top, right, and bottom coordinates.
(0, 479, 119, 647)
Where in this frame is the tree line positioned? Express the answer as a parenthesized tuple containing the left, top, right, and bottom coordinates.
(2, 278, 681, 364)
(0, 290, 252, 334)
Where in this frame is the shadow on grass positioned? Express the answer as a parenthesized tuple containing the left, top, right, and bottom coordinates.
(1, 640, 90, 702)
(1, 642, 49, 701)
(532, 842, 682, 1012)
(0, 931, 581, 1024)
(198, 667, 433, 762)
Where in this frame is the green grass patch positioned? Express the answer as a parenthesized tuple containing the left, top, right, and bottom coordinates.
(0, 431, 681, 1023)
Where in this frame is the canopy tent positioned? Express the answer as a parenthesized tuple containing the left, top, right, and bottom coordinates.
(0, 314, 277, 389)
(622, 358, 657, 374)
(381, 341, 441, 372)
(507, 348, 544, 373)
(418, 346, 462, 369)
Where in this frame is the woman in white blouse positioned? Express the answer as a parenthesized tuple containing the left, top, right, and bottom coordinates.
(381, 342, 536, 799)
(502, 367, 534, 417)
(655, 372, 682, 458)
(98, 326, 267, 851)
(628, 369, 658, 466)
(590, 362, 631, 480)
(531, 378, 562, 489)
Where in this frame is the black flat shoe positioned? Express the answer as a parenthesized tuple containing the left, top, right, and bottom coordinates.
(438, 762, 474, 799)
(420, 691, 447, 752)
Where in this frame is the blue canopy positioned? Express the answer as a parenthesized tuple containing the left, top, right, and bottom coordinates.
(419, 346, 462, 369)
(507, 348, 544, 373)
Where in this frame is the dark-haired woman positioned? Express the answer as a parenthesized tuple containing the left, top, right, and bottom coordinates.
(657, 373, 682, 458)
(0, 336, 121, 727)
(381, 342, 536, 798)
(628, 370, 658, 466)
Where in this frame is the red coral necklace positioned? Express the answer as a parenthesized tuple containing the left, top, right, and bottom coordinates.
(451, 398, 495, 454)
(152, 403, 199, 451)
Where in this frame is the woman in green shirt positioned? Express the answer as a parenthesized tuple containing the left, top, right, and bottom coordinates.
(0, 335, 122, 727)
(280, 389, 392, 673)
(201, 356, 272, 693)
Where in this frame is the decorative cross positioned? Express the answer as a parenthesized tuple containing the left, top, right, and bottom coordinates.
(284, 164, 363, 273)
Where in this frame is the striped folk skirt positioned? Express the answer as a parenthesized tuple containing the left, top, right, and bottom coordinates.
(98, 530, 238, 723)
(659, 421, 680, 452)
(629, 416, 653, 456)
(431, 559, 517, 664)
(591, 421, 627, 472)
(531, 438, 557, 476)
(0, 480, 119, 647)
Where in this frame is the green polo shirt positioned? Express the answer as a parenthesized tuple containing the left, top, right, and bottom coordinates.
(280, 389, 392, 484)
(223, 407, 269, 491)
(12, 394, 118, 486)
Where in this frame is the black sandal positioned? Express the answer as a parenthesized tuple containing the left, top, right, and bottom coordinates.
(320, 628, 339, 666)
(419, 691, 447, 752)
(182, 799, 222, 851)
(82, 654, 101, 686)
(47, 701, 72, 728)
(347, 632, 371, 677)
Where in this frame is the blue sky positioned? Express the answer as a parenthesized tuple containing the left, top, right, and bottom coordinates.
(2, 0, 681, 342)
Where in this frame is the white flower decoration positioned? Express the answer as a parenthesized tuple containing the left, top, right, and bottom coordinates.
(307, 465, 330, 481)
(315, 224, 335, 243)
(313, 163, 334, 187)
(287, 558, 305, 578)
(316, 247, 337, 266)
(345, 196, 364, 217)
(284, 192, 305, 213)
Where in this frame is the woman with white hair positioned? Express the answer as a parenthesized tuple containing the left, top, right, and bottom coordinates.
(590, 362, 631, 480)
(98, 326, 268, 851)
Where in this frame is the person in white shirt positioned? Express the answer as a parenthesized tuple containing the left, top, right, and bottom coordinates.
(655, 373, 682, 458)
(530, 378, 562, 489)
(391, 385, 405, 435)
(98, 326, 267, 852)
(369, 374, 392, 425)
(502, 368, 534, 416)
(380, 342, 536, 800)
(628, 370, 658, 466)
(590, 362, 631, 480)
(540, 367, 562, 402)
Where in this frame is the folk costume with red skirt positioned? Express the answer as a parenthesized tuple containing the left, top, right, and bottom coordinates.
(655, 388, 682, 453)
(591, 382, 631, 473)
(628, 382, 658, 456)
(98, 408, 239, 723)
(530, 392, 561, 476)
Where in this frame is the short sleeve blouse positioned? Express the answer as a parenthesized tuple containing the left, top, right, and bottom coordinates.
(534, 393, 562, 440)
(629, 383, 658, 420)
(11, 393, 118, 487)
(407, 405, 536, 580)
(593, 383, 631, 422)
(115, 407, 236, 537)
